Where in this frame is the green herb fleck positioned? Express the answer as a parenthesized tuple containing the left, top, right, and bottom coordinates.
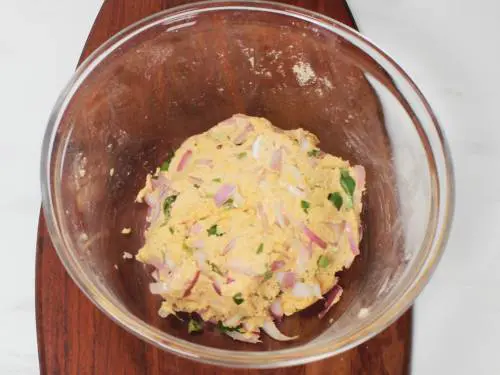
(207, 224, 224, 237)
(256, 243, 264, 254)
(307, 149, 321, 157)
(236, 152, 247, 159)
(212, 178, 222, 183)
(317, 255, 329, 268)
(169, 226, 174, 235)
(233, 292, 244, 305)
(188, 319, 203, 334)
(301, 200, 310, 214)
(328, 192, 343, 210)
(160, 153, 174, 171)
(217, 321, 243, 333)
(263, 270, 273, 281)
(340, 169, 356, 198)
(163, 195, 178, 218)
(207, 261, 223, 276)
(182, 242, 193, 254)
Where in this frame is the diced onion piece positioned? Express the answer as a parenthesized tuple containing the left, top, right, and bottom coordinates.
(177, 149, 193, 172)
(292, 282, 316, 298)
(228, 259, 257, 276)
(262, 320, 298, 341)
(151, 174, 170, 190)
(318, 285, 344, 319)
(214, 184, 236, 207)
(345, 223, 360, 255)
(270, 299, 284, 319)
(221, 238, 236, 255)
(195, 158, 213, 167)
(188, 175, 203, 185)
(252, 135, 262, 159)
(149, 282, 169, 295)
(270, 260, 285, 271)
(302, 224, 327, 249)
(270, 148, 283, 172)
(287, 185, 306, 198)
(183, 270, 200, 297)
(256, 202, 269, 230)
(274, 201, 286, 228)
(280, 272, 296, 289)
(224, 314, 242, 327)
(233, 123, 254, 145)
(190, 222, 203, 235)
(212, 280, 222, 296)
(225, 331, 261, 343)
(193, 250, 207, 268)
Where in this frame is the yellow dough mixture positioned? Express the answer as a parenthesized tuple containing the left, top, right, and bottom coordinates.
(135, 114, 365, 343)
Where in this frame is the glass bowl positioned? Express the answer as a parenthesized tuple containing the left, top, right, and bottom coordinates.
(40, 0, 454, 368)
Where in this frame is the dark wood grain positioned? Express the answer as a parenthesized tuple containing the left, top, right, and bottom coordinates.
(36, 1, 412, 374)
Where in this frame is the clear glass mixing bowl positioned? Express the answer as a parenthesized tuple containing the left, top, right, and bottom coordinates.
(40, 0, 454, 368)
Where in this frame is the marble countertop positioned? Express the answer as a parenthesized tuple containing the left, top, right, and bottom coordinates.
(1, 0, 498, 373)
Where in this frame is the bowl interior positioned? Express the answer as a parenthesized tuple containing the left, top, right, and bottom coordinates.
(44, 3, 449, 365)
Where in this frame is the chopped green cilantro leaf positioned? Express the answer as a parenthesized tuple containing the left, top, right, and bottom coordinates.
(188, 319, 203, 334)
(212, 178, 222, 183)
(340, 169, 356, 198)
(263, 270, 273, 281)
(163, 195, 178, 217)
(233, 292, 244, 305)
(237, 152, 247, 159)
(256, 243, 264, 254)
(307, 149, 321, 157)
(217, 321, 243, 333)
(318, 255, 329, 268)
(160, 153, 174, 171)
(207, 261, 224, 276)
(301, 200, 310, 213)
(328, 192, 343, 210)
(207, 224, 224, 237)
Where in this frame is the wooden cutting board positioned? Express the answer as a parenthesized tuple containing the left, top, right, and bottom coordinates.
(36, 1, 412, 374)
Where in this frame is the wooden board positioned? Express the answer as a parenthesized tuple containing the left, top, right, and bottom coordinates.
(36, 1, 412, 374)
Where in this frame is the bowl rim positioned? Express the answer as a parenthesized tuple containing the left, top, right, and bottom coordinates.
(40, 0, 455, 368)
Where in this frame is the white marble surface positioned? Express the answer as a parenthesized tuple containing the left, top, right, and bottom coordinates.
(0, 0, 498, 373)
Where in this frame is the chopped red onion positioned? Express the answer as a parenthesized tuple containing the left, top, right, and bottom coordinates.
(195, 158, 213, 167)
(270, 148, 283, 172)
(212, 280, 222, 296)
(224, 314, 242, 327)
(227, 259, 257, 276)
(221, 238, 236, 255)
(344, 223, 360, 255)
(292, 282, 315, 298)
(233, 123, 254, 145)
(188, 175, 203, 185)
(302, 224, 327, 249)
(183, 270, 200, 297)
(214, 184, 236, 207)
(176, 149, 192, 172)
(192, 239, 205, 249)
(190, 222, 203, 235)
(270, 260, 285, 271)
(149, 282, 169, 295)
(270, 299, 284, 319)
(256, 202, 269, 230)
(318, 285, 343, 319)
(252, 135, 262, 159)
(262, 320, 298, 341)
(274, 201, 285, 228)
(280, 272, 297, 289)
